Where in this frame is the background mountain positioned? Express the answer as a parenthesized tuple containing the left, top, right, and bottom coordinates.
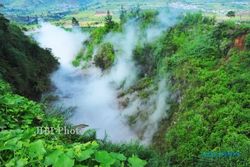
(2, 0, 249, 15)
(1, 0, 94, 16)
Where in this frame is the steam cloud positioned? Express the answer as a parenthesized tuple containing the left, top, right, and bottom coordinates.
(33, 8, 179, 144)
(34, 23, 137, 142)
(105, 21, 139, 88)
(146, 8, 183, 42)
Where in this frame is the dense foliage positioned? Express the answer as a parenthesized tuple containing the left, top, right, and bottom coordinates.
(0, 14, 151, 167)
(163, 18, 250, 166)
(133, 13, 250, 166)
(0, 79, 150, 166)
(0, 14, 58, 100)
(1, 8, 249, 166)
(73, 9, 157, 68)
(94, 43, 115, 70)
(71, 10, 250, 166)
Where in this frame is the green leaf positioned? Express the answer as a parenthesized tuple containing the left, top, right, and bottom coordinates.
(45, 150, 63, 166)
(0, 137, 22, 151)
(74, 165, 88, 167)
(5, 156, 27, 167)
(54, 154, 74, 167)
(128, 155, 147, 167)
(95, 151, 116, 167)
(66, 148, 75, 158)
(109, 152, 126, 167)
(76, 149, 95, 161)
(110, 152, 126, 161)
(5, 158, 16, 167)
(0, 130, 22, 141)
(16, 158, 28, 167)
(22, 129, 36, 139)
(28, 140, 46, 158)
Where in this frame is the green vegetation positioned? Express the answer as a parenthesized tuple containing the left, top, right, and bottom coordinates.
(164, 18, 250, 166)
(105, 11, 115, 30)
(1, 4, 250, 166)
(0, 80, 149, 167)
(0, 14, 154, 167)
(245, 34, 250, 49)
(74, 9, 158, 68)
(132, 13, 250, 166)
(72, 12, 121, 67)
(82, 11, 250, 166)
(72, 17, 80, 27)
(94, 43, 115, 70)
(0, 14, 58, 100)
(2, 0, 250, 28)
(226, 11, 236, 17)
(78, 26, 107, 64)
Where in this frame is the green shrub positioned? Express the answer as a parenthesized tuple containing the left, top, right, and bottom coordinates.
(0, 15, 58, 100)
(245, 33, 250, 49)
(94, 43, 115, 70)
(0, 79, 148, 166)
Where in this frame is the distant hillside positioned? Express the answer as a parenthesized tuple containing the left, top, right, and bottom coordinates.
(1, 0, 250, 25)
(2, 0, 250, 9)
(1, 0, 94, 16)
(1, 0, 93, 8)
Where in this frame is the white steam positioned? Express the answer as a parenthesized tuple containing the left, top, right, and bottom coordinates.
(105, 22, 139, 88)
(121, 79, 170, 144)
(32, 8, 178, 144)
(34, 23, 137, 142)
(142, 79, 169, 144)
(34, 23, 86, 69)
(146, 8, 182, 42)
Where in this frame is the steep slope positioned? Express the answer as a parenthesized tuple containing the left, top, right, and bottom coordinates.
(0, 14, 58, 100)
(0, 79, 150, 167)
(74, 11, 250, 166)
(133, 14, 250, 166)
(0, 14, 150, 167)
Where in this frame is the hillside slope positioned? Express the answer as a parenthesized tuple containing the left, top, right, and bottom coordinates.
(0, 14, 151, 167)
(75, 11, 250, 166)
(0, 14, 58, 100)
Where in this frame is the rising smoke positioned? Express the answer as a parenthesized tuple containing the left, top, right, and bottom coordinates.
(33, 8, 180, 144)
(146, 8, 183, 42)
(105, 21, 139, 88)
(34, 23, 137, 142)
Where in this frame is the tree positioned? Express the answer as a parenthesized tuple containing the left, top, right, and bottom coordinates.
(0, 13, 9, 31)
(130, 4, 141, 18)
(135, 4, 141, 17)
(226, 11, 235, 17)
(105, 10, 114, 30)
(72, 17, 79, 27)
(120, 5, 127, 24)
(94, 43, 115, 70)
